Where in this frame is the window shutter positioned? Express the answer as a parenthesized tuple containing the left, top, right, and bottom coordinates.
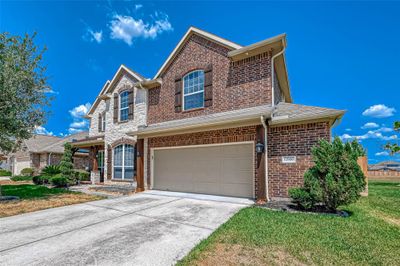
(107, 145, 112, 180)
(204, 65, 213, 107)
(113, 93, 118, 123)
(128, 88, 134, 120)
(174, 76, 182, 112)
(98, 113, 102, 132)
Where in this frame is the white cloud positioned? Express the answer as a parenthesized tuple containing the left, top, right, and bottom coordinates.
(345, 128, 352, 132)
(35, 126, 54, 136)
(109, 13, 172, 45)
(85, 29, 103, 43)
(69, 103, 91, 119)
(68, 128, 85, 134)
(376, 127, 393, 133)
(135, 4, 143, 10)
(375, 151, 389, 156)
(361, 122, 379, 129)
(362, 104, 396, 118)
(70, 121, 88, 129)
(339, 130, 398, 142)
(68, 103, 91, 134)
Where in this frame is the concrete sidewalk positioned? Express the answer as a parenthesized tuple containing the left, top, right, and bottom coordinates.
(0, 190, 252, 266)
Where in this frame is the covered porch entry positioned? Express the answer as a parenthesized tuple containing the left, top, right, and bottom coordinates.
(71, 136, 105, 183)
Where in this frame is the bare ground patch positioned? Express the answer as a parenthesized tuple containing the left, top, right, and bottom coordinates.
(193, 243, 307, 266)
(371, 210, 400, 227)
(0, 193, 102, 217)
(0, 180, 32, 185)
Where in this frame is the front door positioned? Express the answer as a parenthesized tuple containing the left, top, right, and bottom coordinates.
(97, 150, 105, 182)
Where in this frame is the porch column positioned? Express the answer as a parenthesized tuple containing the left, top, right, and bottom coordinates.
(256, 125, 266, 202)
(136, 139, 145, 192)
(91, 146, 99, 173)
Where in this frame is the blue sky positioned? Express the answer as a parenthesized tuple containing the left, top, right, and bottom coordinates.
(1, 1, 399, 163)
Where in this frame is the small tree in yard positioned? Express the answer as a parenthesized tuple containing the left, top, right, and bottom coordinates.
(59, 142, 74, 183)
(289, 137, 366, 211)
(384, 121, 399, 154)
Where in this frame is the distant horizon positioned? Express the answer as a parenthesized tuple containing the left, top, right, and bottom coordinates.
(1, 1, 399, 163)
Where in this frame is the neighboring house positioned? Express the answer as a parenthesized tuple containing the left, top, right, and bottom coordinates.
(75, 27, 345, 200)
(368, 161, 400, 171)
(6, 132, 89, 176)
(368, 161, 400, 179)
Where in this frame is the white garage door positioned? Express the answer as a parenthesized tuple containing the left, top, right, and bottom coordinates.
(152, 142, 254, 198)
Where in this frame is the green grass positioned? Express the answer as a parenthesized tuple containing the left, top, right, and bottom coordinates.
(178, 181, 400, 265)
(10, 175, 33, 182)
(1, 184, 74, 199)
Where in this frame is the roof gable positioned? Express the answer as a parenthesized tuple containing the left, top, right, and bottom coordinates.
(87, 65, 145, 117)
(153, 27, 242, 79)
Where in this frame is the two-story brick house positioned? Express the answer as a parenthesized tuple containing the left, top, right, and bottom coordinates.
(74, 27, 345, 201)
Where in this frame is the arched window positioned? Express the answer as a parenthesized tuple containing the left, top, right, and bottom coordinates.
(119, 91, 129, 121)
(183, 70, 204, 110)
(113, 144, 134, 180)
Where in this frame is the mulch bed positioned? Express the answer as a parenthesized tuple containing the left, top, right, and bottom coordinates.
(260, 200, 349, 217)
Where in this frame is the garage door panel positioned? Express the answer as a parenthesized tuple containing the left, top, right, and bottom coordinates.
(153, 143, 253, 198)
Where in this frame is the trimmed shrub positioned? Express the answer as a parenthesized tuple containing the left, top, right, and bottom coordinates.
(41, 165, 61, 176)
(21, 168, 34, 176)
(0, 169, 12, 176)
(289, 138, 366, 211)
(11, 175, 33, 181)
(50, 174, 69, 187)
(32, 175, 50, 185)
(72, 169, 90, 182)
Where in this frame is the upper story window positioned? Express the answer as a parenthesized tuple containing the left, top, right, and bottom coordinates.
(119, 91, 129, 121)
(101, 113, 106, 131)
(183, 70, 204, 110)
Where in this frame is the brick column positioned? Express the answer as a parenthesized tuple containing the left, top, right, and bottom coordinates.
(256, 125, 266, 202)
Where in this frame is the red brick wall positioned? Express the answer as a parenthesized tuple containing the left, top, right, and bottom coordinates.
(147, 126, 259, 192)
(146, 121, 331, 199)
(267, 122, 331, 197)
(148, 34, 272, 124)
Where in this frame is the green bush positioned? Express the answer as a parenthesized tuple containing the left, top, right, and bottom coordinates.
(32, 175, 50, 185)
(72, 169, 90, 182)
(11, 175, 33, 181)
(41, 165, 61, 176)
(290, 138, 366, 211)
(0, 169, 12, 176)
(21, 167, 34, 176)
(50, 174, 69, 187)
(289, 187, 317, 210)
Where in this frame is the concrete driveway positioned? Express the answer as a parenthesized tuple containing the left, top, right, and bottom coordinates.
(0, 190, 253, 266)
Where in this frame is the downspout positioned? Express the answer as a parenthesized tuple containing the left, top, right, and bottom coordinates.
(261, 115, 270, 202)
(271, 46, 286, 107)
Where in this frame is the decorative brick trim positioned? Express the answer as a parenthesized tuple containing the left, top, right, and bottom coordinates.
(110, 137, 136, 148)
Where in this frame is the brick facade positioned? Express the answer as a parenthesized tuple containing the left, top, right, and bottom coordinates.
(146, 122, 331, 199)
(147, 34, 273, 124)
(268, 122, 331, 197)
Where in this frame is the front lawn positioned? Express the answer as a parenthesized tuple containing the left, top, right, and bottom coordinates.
(178, 181, 400, 265)
(0, 184, 103, 217)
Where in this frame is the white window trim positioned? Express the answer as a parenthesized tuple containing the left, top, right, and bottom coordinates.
(100, 112, 106, 132)
(182, 70, 205, 111)
(119, 91, 129, 122)
(113, 144, 134, 180)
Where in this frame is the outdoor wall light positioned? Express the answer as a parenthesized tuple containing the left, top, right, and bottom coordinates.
(256, 141, 264, 154)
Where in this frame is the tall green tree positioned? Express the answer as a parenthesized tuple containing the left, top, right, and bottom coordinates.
(0, 32, 52, 153)
(384, 121, 400, 154)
